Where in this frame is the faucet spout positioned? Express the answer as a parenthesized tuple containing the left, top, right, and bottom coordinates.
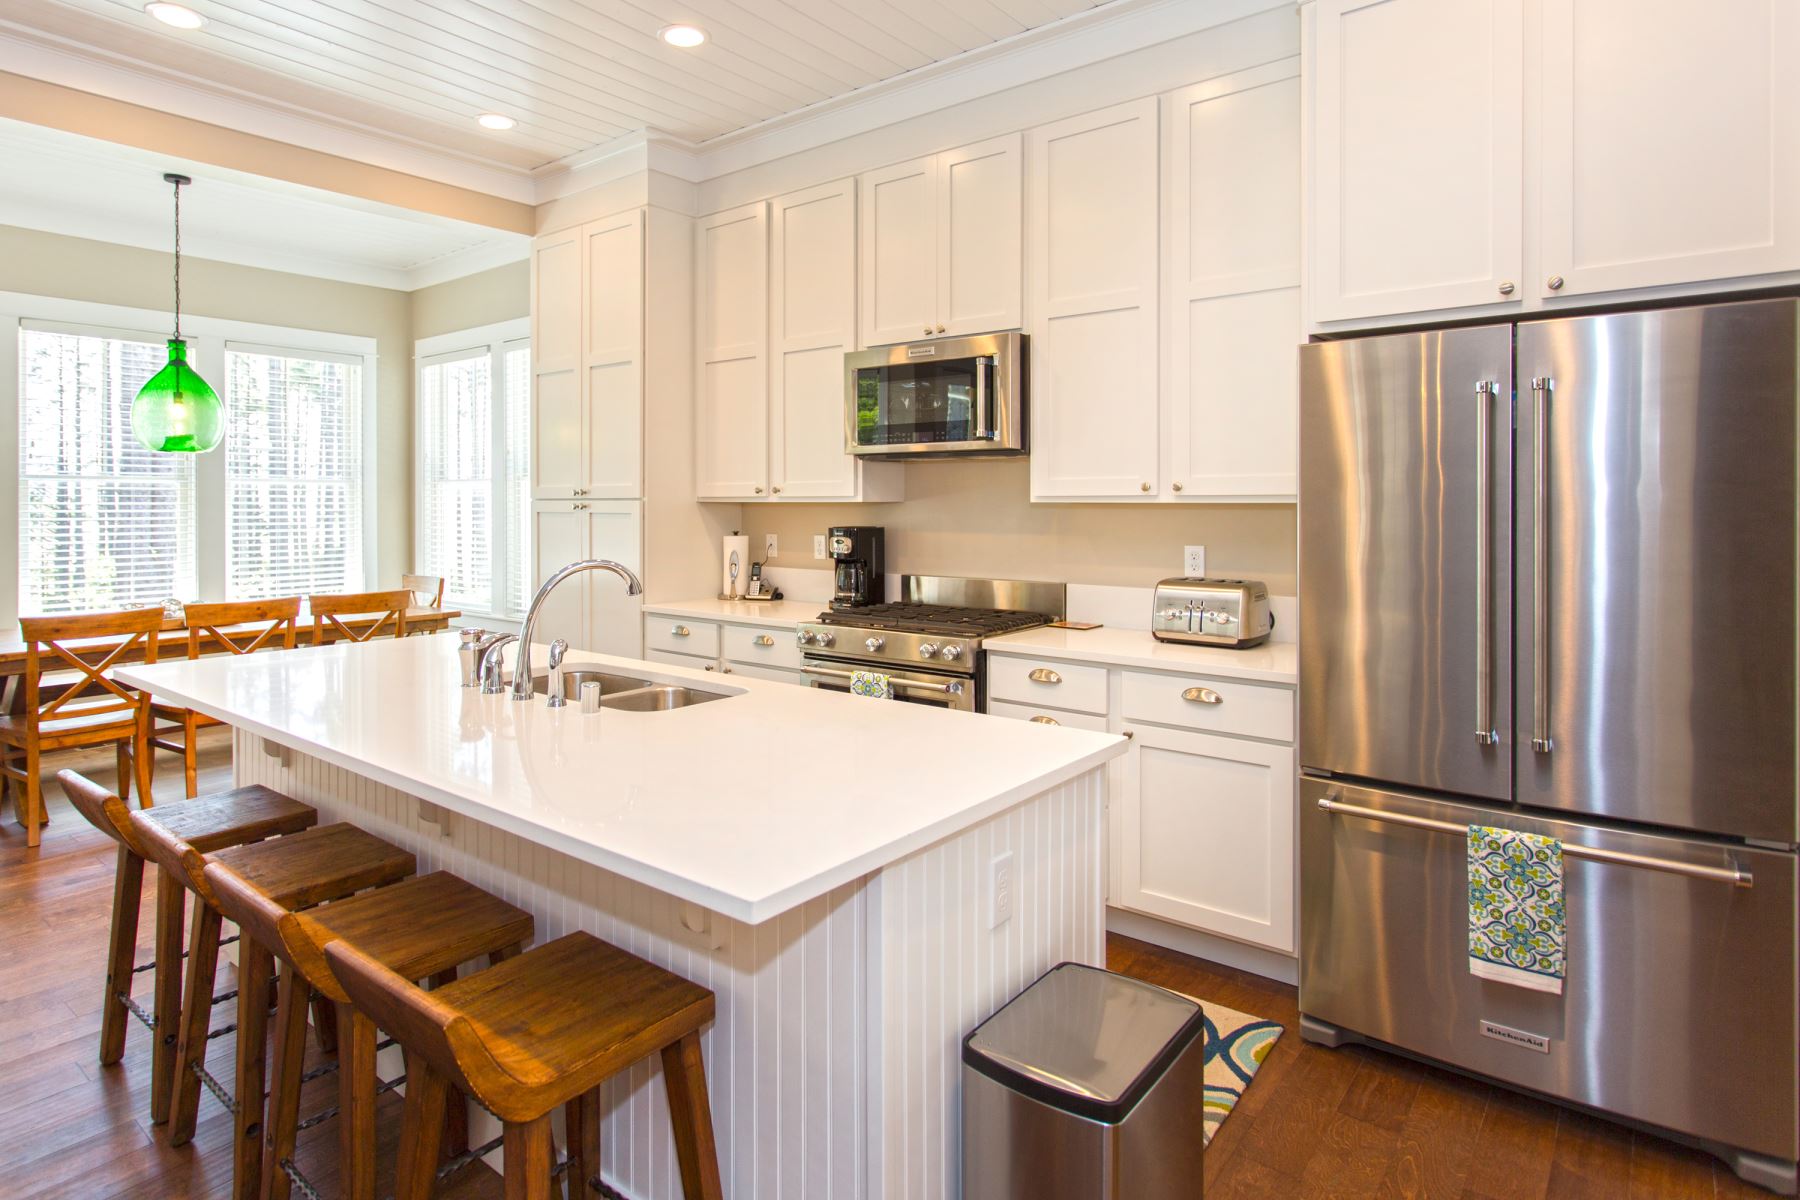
(511, 559, 644, 701)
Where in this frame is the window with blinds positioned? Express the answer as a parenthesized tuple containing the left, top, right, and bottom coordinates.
(225, 345, 365, 600)
(17, 327, 197, 616)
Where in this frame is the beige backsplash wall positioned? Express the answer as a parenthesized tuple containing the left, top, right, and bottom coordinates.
(740, 459, 1297, 593)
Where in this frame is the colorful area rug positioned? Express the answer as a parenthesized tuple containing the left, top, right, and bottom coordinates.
(1187, 997, 1284, 1145)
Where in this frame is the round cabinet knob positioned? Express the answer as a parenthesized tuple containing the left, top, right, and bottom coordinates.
(936, 324, 946, 334)
(1498, 281, 1515, 296)
(754, 486, 763, 495)
(772, 486, 782, 494)
(817, 631, 835, 647)
(865, 636, 885, 652)
(1140, 481, 1152, 492)
(940, 643, 962, 661)
(918, 642, 938, 659)
(797, 629, 815, 645)
(1547, 275, 1565, 291)
(924, 326, 933, 335)
(1172, 482, 1184, 492)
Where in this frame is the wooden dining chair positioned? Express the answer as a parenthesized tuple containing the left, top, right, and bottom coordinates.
(400, 573, 445, 610)
(309, 590, 414, 646)
(148, 597, 300, 798)
(0, 607, 165, 847)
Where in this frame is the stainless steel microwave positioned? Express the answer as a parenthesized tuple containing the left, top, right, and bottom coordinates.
(844, 331, 1027, 458)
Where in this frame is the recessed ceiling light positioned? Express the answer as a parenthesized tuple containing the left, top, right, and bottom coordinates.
(658, 23, 707, 48)
(477, 113, 517, 131)
(145, 2, 206, 29)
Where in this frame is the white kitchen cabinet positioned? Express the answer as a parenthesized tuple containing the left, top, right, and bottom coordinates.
(1027, 99, 1161, 500)
(530, 227, 585, 498)
(1118, 723, 1296, 954)
(767, 180, 902, 503)
(1164, 64, 1302, 500)
(1309, 0, 1524, 322)
(581, 210, 644, 497)
(1537, 0, 1800, 298)
(530, 500, 643, 658)
(640, 615, 807, 685)
(695, 203, 770, 499)
(858, 133, 1022, 348)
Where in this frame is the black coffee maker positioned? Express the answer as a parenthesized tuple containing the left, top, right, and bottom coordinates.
(828, 526, 884, 610)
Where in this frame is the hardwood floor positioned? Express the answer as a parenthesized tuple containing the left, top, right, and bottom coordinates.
(0, 738, 1776, 1198)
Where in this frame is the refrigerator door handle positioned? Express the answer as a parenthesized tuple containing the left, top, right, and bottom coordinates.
(1530, 376, 1554, 754)
(1475, 380, 1497, 746)
(1315, 795, 1753, 887)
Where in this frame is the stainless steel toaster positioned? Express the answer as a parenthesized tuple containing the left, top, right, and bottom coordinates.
(1151, 578, 1273, 648)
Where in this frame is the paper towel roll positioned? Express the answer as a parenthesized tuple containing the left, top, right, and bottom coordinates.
(721, 535, 750, 598)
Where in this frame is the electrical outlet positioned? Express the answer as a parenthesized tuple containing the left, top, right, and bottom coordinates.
(813, 534, 827, 560)
(1184, 545, 1206, 577)
(764, 533, 778, 560)
(989, 851, 1014, 930)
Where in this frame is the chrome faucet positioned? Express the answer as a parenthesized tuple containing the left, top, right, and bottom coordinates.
(511, 559, 644, 702)
(479, 634, 519, 695)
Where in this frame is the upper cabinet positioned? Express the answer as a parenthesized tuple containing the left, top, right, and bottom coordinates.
(1308, 0, 1524, 323)
(859, 133, 1023, 347)
(1537, 0, 1800, 298)
(694, 202, 769, 499)
(530, 226, 585, 498)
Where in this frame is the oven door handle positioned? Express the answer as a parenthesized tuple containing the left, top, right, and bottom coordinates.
(801, 665, 965, 696)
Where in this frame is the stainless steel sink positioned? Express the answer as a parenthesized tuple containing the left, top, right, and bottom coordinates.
(599, 685, 729, 712)
(531, 668, 655, 701)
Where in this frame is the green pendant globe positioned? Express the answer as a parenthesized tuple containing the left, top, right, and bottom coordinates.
(132, 339, 224, 453)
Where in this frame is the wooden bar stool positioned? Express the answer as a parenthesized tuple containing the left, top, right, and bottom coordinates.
(57, 769, 317, 1124)
(129, 815, 417, 1149)
(205, 864, 535, 1200)
(325, 931, 724, 1200)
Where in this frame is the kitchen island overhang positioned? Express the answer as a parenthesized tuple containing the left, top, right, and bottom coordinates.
(119, 634, 1125, 1200)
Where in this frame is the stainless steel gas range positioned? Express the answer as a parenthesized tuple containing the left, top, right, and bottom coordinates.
(796, 576, 1065, 712)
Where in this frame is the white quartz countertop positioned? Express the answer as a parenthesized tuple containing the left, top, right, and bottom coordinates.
(641, 597, 817, 629)
(117, 635, 1125, 924)
(985, 626, 1299, 684)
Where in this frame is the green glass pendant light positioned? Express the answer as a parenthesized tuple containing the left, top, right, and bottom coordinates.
(132, 172, 224, 453)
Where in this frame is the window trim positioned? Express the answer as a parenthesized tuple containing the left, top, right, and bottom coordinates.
(3, 291, 378, 633)
(414, 317, 531, 622)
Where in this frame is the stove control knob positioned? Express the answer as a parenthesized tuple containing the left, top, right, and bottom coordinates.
(865, 636, 885, 652)
(797, 629, 815, 645)
(918, 642, 939, 660)
(816, 631, 835, 648)
(939, 643, 963, 661)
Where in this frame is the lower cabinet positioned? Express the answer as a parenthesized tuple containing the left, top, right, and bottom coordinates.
(640, 616, 807, 686)
(1117, 723, 1296, 954)
(531, 500, 643, 659)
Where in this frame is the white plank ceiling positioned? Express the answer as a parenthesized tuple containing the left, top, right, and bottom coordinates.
(12, 0, 1104, 170)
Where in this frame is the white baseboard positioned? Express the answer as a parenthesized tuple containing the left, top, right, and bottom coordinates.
(1107, 908, 1299, 986)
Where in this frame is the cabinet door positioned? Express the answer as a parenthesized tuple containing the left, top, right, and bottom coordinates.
(858, 155, 939, 347)
(770, 179, 859, 500)
(1311, 0, 1523, 321)
(1167, 67, 1303, 500)
(1539, 0, 1800, 297)
(582, 501, 643, 659)
(937, 133, 1023, 337)
(695, 203, 769, 499)
(582, 210, 644, 498)
(531, 228, 585, 498)
(530, 501, 590, 648)
(1119, 725, 1296, 953)
(1028, 98, 1162, 499)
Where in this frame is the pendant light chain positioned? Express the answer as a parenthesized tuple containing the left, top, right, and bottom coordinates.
(172, 175, 182, 341)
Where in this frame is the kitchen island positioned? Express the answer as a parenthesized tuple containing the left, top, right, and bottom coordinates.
(119, 633, 1125, 1200)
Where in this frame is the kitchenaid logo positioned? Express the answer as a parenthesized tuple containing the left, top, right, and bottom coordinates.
(1480, 1019, 1550, 1053)
(906, 346, 938, 357)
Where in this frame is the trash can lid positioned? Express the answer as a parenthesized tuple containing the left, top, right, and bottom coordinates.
(961, 962, 1205, 1125)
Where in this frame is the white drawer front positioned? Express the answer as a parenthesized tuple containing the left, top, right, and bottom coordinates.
(722, 623, 802, 670)
(725, 662, 804, 685)
(986, 699, 1109, 732)
(1120, 670, 1293, 742)
(644, 617, 720, 658)
(988, 655, 1108, 715)
(643, 648, 719, 673)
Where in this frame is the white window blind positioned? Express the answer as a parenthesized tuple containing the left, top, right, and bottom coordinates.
(225, 345, 365, 600)
(17, 327, 196, 616)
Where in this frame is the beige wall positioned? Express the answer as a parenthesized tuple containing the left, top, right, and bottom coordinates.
(410, 260, 529, 341)
(742, 459, 1298, 594)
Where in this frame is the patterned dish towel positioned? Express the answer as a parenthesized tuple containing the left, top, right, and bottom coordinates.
(849, 670, 892, 700)
(1468, 825, 1565, 995)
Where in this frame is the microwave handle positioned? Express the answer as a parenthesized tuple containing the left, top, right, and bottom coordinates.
(974, 355, 996, 440)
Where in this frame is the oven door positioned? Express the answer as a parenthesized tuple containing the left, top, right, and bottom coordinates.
(800, 657, 977, 713)
(845, 332, 1024, 457)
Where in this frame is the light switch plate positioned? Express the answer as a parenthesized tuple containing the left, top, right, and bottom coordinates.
(813, 535, 827, 560)
(1183, 545, 1206, 577)
(990, 851, 1014, 929)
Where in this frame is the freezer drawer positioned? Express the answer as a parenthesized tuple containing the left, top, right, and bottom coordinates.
(1299, 777, 1797, 1164)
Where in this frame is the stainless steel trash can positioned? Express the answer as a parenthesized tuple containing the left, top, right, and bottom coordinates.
(961, 962, 1207, 1199)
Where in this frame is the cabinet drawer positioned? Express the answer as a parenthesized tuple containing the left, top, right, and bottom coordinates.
(986, 699, 1108, 732)
(644, 648, 719, 673)
(725, 662, 804, 686)
(643, 618, 720, 658)
(1120, 670, 1293, 741)
(722, 623, 802, 670)
(988, 656, 1109, 715)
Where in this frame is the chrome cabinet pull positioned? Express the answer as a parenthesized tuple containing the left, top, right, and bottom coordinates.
(1475, 380, 1497, 746)
(1546, 275, 1565, 291)
(1027, 667, 1062, 685)
(671, 625, 691, 638)
(1531, 378, 1553, 754)
(753, 634, 774, 646)
(1182, 686, 1222, 705)
(1029, 715, 1059, 726)
(1498, 281, 1515, 296)
(1316, 796, 1751, 887)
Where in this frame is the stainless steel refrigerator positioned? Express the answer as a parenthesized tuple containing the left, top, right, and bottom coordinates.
(1298, 298, 1798, 1193)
